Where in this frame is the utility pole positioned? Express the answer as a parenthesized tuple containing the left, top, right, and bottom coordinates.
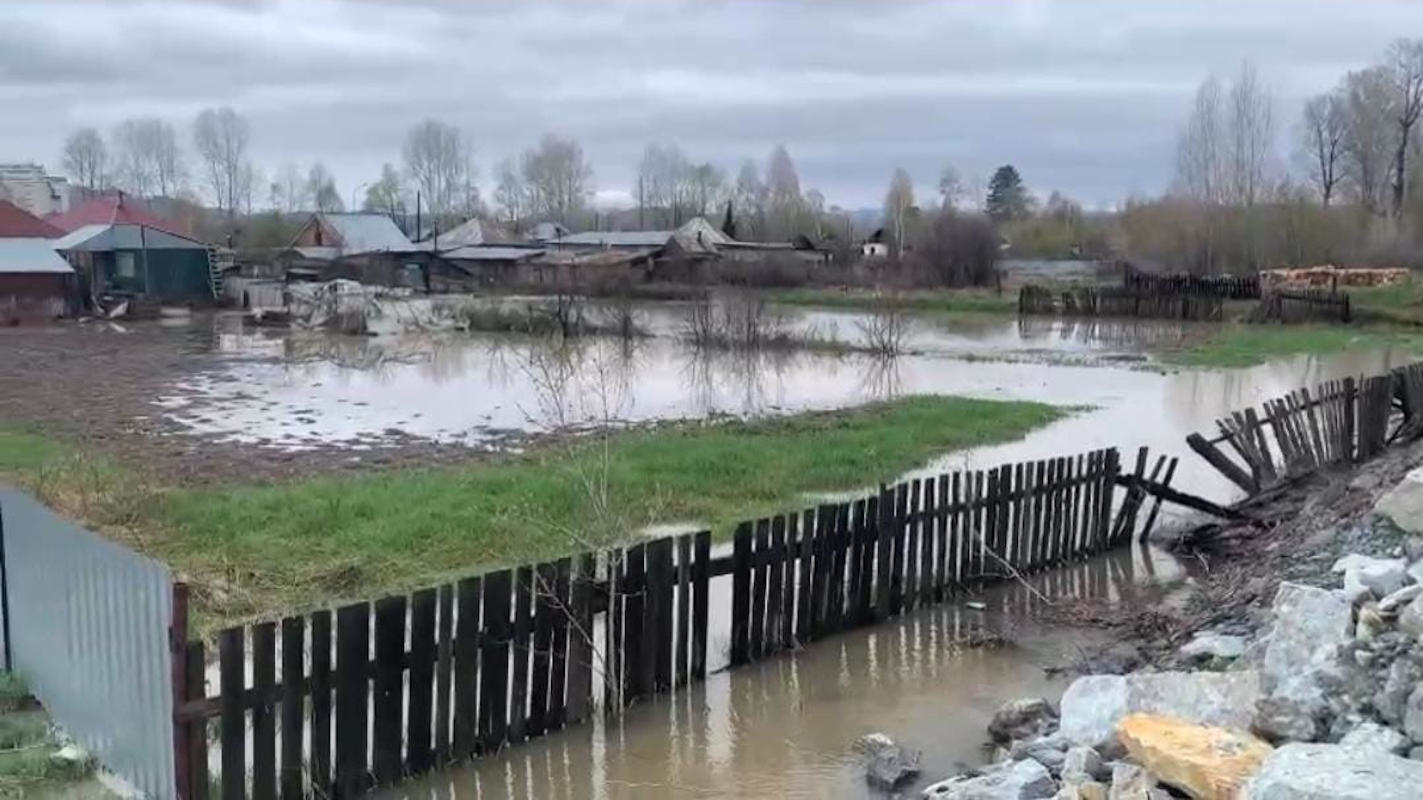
(638, 176, 644, 229)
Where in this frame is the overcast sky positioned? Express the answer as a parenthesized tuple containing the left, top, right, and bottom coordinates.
(3, 0, 1419, 211)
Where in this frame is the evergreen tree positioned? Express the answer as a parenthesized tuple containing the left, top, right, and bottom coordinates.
(721, 199, 737, 239)
(985, 164, 1029, 222)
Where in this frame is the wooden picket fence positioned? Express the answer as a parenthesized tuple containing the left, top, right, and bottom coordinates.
(176, 446, 1169, 799)
(1187, 362, 1423, 496)
(1256, 289, 1352, 323)
(1122, 267, 1260, 300)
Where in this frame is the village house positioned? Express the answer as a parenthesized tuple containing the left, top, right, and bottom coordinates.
(281, 212, 469, 289)
(0, 200, 74, 323)
(48, 194, 214, 306)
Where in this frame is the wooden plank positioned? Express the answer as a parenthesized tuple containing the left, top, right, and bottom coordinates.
(675, 534, 692, 686)
(856, 497, 877, 621)
(1139, 457, 1180, 541)
(948, 473, 962, 589)
(1013, 462, 1029, 572)
(507, 566, 534, 743)
(648, 539, 673, 694)
(407, 589, 437, 774)
(692, 531, 712, 680)
(796, 508, 816, 638)
(479, 570, 512, 751)
(1344, 376, 1358, 461)
(280, 617, 304, 800)
(808, 507, 829, 636)
(604, 552, 622, 710)
(334, 602, 370, 799)
(622, 544, 646, 700)
(1069, 455, 1085, 560)
(452, 576, 480, 758)
(310, 611, 332, 797)
(184, 642, 209, 800)
(1081, 452, 1099, 554)
(875, 488, 894, 620)
(844, 500, 862, 624)
(566, 553, 595, 723)
(730, 524, 752, 665)
(252, 622, 276, 800)
(890, 484, 908, 614)
(529, 562, 555, 736)
(750, 519, 770, 659)
(766, 516, 786, 649)
(372, 596, 405, 784)
(548, 557, 572, 730)
(781, 516, 799, 645)
(905, 479, 921, 612)
(1039, 459, 1056, 571)
(433, 586, 453, 761)
(218, 627, 245, 800)
(827, 504, 848, 632)
(1101, 449, 1120, 549)
(934, 475, 949, 602)
(921, 478, 936, 606)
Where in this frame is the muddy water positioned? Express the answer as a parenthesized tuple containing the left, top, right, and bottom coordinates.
(372, 545, 1183, 800)
(162, 305, 1416, 508)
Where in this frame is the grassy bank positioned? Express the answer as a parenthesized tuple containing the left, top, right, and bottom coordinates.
(770, 287, 1016, 314)
(1160, 323, 1423, 368)
(0, 674, 98, 799)
(1, 396, 1067, 629)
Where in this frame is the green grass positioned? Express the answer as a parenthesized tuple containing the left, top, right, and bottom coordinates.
(2, 396, 1067, 628)
(0, 673, 95, 798)
(0, 431, 68, 474)
(770, 287, 1016, 314)
(1160, 323, 1423, 368)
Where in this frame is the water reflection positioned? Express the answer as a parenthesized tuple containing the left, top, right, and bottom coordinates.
(374, 545, 1181, 800)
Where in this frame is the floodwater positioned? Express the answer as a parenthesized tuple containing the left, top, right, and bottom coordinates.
(160, 301, 1417, 510)
(371, 545, 1184, 800)
(147, 299, 1411, 798)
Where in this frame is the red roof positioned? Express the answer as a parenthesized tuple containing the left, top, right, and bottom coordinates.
(0, 200, 62, 238)
(46, 193, 188, 237)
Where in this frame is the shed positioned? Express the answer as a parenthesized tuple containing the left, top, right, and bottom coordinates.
(0, 238, 75, 323)
(54, 223, 214, 303)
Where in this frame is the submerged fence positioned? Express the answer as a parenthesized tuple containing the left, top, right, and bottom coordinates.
(1019, 285, 1223, 321)
(1122, 267, 1260, 300)
(177, 446, 1179, 799)
(1255, 288, 1352, 324)
(0, 487, 179, 799)
(1188, 362, 1423, 496)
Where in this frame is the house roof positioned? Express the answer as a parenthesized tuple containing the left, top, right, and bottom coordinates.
(0, 238, 74, 274)
(442, 246, 546, 262)
(53, 223, 208, 252)
(424, 217, 487, 249)
(552, 229, 674, 248)
(45, 194, 189, 237)
(317, 213, 417, 255)
(0, 201, 61, 238)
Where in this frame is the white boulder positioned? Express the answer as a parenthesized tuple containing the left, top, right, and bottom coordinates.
(921, 758, 1057, 799)
(1058, 671, 1261, 750)
(1246, 743, 1423, 799)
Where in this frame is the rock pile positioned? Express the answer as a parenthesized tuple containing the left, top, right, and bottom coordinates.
(907, 541, 1423, 798)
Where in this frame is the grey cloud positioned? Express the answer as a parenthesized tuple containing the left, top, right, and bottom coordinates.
(2, 0, 1420, 208)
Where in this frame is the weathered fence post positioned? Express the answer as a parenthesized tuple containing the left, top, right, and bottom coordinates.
(169, 583, 189, 800)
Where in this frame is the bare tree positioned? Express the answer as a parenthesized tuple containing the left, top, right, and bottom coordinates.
(62, 128, 107, 191)
(765, 144, 804, 239)
(269, 163, 307, 213)
(402, 119, 473, 217)
(884, 168, 914, 258)
(1225, 61, 1274, 207)
(734, 158, 767, 237)
(1342, 67, 1396, 214)
(520, 134, 593, 223)
(688, 162, 726, 217)
(1387, 39, 1423, 217)
(1298, 91, 1346, 206)
(1175, 75, 1225, 203)
(493, 157, 526, 226)
(938, 165, 964, 208)
(363, 163, 405, 216)
(192, 106, 252, 215)
(637, 142, 693, 226)
(110, 117, 184, 198)
(306, 162, 342, 213)
(111, 119, 156, 198)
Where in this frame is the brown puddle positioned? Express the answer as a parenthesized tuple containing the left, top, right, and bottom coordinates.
(371, 545, 1184, 800)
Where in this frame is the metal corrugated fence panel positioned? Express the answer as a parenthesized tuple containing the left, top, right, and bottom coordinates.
(0, 488, 175, 799)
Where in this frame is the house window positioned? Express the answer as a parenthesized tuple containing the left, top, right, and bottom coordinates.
(115, 252, 137, 279)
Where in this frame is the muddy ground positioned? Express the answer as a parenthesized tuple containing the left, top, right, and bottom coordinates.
(1047, 435, 1423, 671)
(0, 320, 505, 484)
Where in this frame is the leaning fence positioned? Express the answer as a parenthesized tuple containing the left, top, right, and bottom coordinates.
(1187, 362, 1423, 496)
(0, 487, 179, 799)
(176, 445, 1187, 799)
(1254, 288, 1352, 324)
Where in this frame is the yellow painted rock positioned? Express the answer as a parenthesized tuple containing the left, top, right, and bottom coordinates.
(1116, 713, 1272, 800)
